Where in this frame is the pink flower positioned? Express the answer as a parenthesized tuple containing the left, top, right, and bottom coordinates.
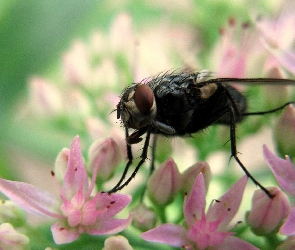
(102, 235, 133, 250)
(181, 161, 211, 193)
(130, 203, 157, 232)
(0, 223, 30, 250)
(274, 105, 295, 157)
(88, 138, 123, 181)
(147, 158, 182, 206)
(256, 3, 295, 74)
(247, 187, 290, 235)
(142, 174, 258, 250)
(263, 145, 295, 236)
(0, 136, 132, 244)
(211, 18, 262, 79)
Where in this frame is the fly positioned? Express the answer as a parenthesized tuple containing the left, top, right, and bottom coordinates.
(108, 70, 295, 198)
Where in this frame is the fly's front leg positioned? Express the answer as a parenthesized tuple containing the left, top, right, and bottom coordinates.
(109, 126, 152, 193)
(108, 127, 133, 193)
(150, 134, 158, 174)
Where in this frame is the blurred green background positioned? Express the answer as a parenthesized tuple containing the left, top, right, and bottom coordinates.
(0, 0, 277, 179)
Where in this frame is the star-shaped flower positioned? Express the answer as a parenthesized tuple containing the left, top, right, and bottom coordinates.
(142, 173, 258, 250)
(0, 136, 132, 244)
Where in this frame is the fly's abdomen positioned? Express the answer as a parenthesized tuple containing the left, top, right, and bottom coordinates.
(216, 85, 247, 124)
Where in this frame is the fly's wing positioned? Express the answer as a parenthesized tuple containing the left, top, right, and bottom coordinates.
(203, 77, 295, 86)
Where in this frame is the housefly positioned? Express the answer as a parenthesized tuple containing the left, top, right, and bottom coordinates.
(109, 70, 295, 198)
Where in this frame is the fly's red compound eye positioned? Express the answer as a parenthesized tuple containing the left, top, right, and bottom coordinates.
(134, 84, 154, 114)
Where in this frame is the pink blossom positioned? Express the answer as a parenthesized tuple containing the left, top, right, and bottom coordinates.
(256, 3, 295, 74)
(88, 138, 123, 181)
(147, 158, 182, 206)
(274, 105, 295, 157)
(142, 174, 258, 250)
(0, 136, 132, 244)
(102, 235, 133, 250)
(130, 203, 157, 232)
(0, 223, 30, 250)
(181, 161, 211, 193)
(263, 145, 295, 236)
(211, 18, 262, 79)
(247, 187, 290, 235)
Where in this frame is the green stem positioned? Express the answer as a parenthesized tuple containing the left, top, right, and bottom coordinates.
(264, 233, 282, 249)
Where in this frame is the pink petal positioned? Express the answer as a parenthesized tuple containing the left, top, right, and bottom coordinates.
(67, 210, 82, 227)
(186, 214, 232, 250)
(86, 215, 132, 235)
(184, 174, 206, 227)
(216, 236, 259, 250)
(60, 195, 74, 216)
(270, 48, 295, 75)
(62, 136, 89, 199)
(81, 195, 103, 226)
(147, 158, 182, 205)
(68, 187, 85, 210)
(207, 175, 247, 229)
(280, 207, 295, 235)
(263, 145, 295, 197)
(141, 224, 190, 247)
(51, 222, 79, 244)
(0, 179, 62, 219)
(96, 193, 132, 217)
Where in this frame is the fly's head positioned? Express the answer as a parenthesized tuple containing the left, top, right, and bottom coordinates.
(117, 84, 157, 130)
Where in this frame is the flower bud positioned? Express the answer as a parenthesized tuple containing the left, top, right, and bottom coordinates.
(263, 67, 289, 110)
(0, 223, 30, 250)
(54, 148, 70, 181)
(247, 186, 290, 235)
(0, 200, 26, 227)
(147, 158, 181, 206)
(130, 203, 157, 232)
(88, 138, 122, 181)
(63, 40, 90, 85)
(102, 235, 133, 250)
(181, 162, 211, 193)
(274, 104, 295, 157)
(276, 236, 295, 250)
(29, 77, 63, 116)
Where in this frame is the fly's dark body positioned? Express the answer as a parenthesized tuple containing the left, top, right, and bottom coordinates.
(151, 76, 247, 135)
(110, 70, 295, 197)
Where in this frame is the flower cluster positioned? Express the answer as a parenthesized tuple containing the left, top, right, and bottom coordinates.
(3, 1, 295, 249)
(0, 136, 132, 245)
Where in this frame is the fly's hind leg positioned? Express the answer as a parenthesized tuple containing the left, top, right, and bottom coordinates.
(227, 105, 274, 198)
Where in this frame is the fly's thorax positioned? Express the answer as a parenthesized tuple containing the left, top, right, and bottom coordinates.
(118, 84, 157, 130)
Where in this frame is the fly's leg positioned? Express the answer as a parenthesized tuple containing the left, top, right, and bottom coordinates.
(242, 102, 295, 116)
(107, 127, 133, 193)
(150, 134, 158, 175)
(220, 85, 274, 198)
(226, 106, 274, 198)
(108, 126, 152, 193)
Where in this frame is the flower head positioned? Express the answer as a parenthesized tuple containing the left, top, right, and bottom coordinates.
(0, 136, 132, 244)
(274, 104, 295, 157)
(247, 186, 290, 235)
(130, 203, 157, 232)
(102, 235, 133, 250)
(256, 3, 295, 74)
(263, 145, 295, 236)
(147, 158, 182, 206)
(142, 174, 258, 250)
(0, 223, 30, 250)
